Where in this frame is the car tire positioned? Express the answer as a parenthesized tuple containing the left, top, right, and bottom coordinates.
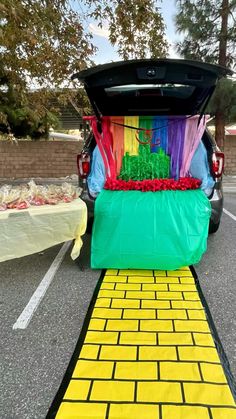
(209, 220, 220, 234)
(86, 216, 94, 234)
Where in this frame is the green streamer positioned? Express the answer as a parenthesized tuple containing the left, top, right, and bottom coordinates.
(119, 146, 170, 181)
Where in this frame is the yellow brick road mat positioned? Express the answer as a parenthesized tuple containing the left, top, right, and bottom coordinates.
(46, 267, 236, 419)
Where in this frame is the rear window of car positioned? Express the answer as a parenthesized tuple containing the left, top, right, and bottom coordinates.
(105, 84, 196, 99)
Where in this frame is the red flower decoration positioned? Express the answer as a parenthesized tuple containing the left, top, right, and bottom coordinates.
(104, 178, 201, 192)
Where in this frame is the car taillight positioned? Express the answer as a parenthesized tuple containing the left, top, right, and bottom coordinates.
(77, 152, 90, 179)
(212, 151, 224, 178)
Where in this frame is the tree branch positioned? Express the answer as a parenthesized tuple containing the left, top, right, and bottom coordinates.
(229, 9, 236, 22)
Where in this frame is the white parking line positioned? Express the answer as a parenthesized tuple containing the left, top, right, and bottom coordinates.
(13, 241, 72, 330)
(223, 208, 236, 222)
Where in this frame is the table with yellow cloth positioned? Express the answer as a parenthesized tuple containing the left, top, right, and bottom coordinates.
(0, 198, 87, 262)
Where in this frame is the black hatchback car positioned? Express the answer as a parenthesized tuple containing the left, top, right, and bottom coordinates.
(73, 59, 232, 233)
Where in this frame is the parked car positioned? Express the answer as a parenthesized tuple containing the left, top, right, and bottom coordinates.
(73, 59, 232, 234)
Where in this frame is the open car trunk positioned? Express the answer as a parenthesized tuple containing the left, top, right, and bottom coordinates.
(85, 113, 212, 269)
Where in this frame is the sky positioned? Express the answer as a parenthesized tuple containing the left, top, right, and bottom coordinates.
(73, 0, 180, 64)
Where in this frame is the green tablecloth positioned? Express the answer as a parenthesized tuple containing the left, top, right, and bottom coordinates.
(91, 189, 211, 270)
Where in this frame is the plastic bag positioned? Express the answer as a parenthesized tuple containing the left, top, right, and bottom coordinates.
(0, 181, 81, 210)
(87, 146, 106, 197)
(189, 141, 215, 196)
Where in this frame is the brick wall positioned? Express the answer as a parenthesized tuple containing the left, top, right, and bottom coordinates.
(224, 135, 236, 175)
(0, 140, 83, 179)
(0, 136, 235, 179)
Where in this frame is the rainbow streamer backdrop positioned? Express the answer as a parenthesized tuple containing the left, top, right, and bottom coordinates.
(87, 115, 208, 180)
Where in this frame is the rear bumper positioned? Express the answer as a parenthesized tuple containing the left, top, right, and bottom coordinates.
(80, 186, 95, 219)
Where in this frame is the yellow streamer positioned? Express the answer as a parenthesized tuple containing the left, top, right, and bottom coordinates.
(124, 116, 139, 156)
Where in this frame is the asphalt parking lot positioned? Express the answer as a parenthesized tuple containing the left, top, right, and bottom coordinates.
(1, 191, 236, 419)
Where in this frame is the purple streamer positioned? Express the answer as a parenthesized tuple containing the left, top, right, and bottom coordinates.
(168, 117, 186, 179)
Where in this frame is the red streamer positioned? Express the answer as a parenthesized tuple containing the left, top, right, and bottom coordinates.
(83, 116, 117, 180)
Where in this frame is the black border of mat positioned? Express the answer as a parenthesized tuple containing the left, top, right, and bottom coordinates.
(190, 266, 236, 402)
(46, 269, 106, 419)
(46, 267, 236, 418)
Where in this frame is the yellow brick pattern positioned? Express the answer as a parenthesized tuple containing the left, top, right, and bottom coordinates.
(193, 332, 215, 347)
(180, 277, 195, 284)
(211, 407, 236, 419)
(109, 404, 159, 419)
(175, 319, 210, 332)
(88, 318, 106, 331)
(72, 360, 113, 379)
(55, 269, 236, 419)
(142, 299, 170, 308)
(160, 361, 201, 381)
(137, 381, 182, 402)
(162, 405, 210, 419)
(200, 363, 227, 383)
(100, 345, 137, 360)
(111, 298, 140, 308)
(172, 300, 203, 309)
(158, 309, 187, 319)
(142, 283, 168, 290)
(155, 276, 179, 283)
(188, 309, 206, 320)
(95, 298, 111, 308)
(63, 380, 91, 400)
(92, 307, 122, 318)
(100, 282, 115, 290)
(115, 361, 157, 380)
(178, 346, 219, 362)
(106, 319, 139, 331)
(184, 382, 235, 405)
(140, 319, 173, 331)
(56, 403, 107, 419)
(123, 309, 156, 319)
(79, 344, 100, 360)
(139, 345, 177, 361)
(91, 380, 135, 401)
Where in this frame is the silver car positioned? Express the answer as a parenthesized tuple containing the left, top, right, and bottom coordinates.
(73, 59, 231, 234)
